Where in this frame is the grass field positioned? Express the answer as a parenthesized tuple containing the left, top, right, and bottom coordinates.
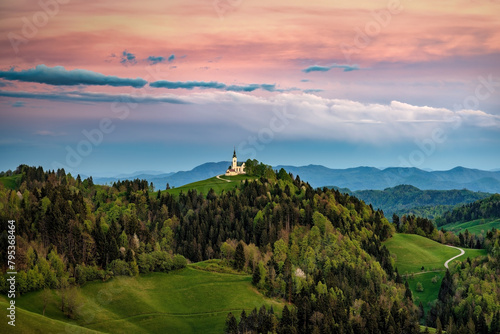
(385, 233, 487, 315)
(384, 234, 464, 274)
(440, 218, 500, 235)
(0, 174, 22, 190)
(0, 265, 283, 334)
(163, 174, 254, 196)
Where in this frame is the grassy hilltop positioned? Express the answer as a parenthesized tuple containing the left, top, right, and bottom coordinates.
(163, 174, 253, 196)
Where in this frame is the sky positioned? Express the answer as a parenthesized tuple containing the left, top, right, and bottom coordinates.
(0, 0, 499, 176)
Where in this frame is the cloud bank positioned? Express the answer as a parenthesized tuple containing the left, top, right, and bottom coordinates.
(0, 65, 147, 88)
(150, 80, 277, 92)
(302, 64, 360, 73)
(3, 88, 497, 144)
(0, 90, 189, 104)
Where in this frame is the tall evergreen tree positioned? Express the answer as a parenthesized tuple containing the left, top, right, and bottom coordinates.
(234, 242, 245, 271)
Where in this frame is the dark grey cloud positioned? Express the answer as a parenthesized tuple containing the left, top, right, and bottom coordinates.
(0, 90, 189, 104)
(0, 65, 147, 88)
(302, 64, 359, 73)
(168, 54, 175, 62)
(150, 80, 277, 92)
(147, 56, 166, 65)
(120, 50, 137, 65)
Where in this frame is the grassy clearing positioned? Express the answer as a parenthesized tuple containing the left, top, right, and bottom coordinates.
(0, 298, 104, 334)
(385, 233, 487, 317)
(2, 265, 283, 334)
(164, 175, 255, 197)
(408, 272, 444, 314)
(384, 234, 461, 274)
(0, 174, 22, 190)
(440, 218, 500, 235)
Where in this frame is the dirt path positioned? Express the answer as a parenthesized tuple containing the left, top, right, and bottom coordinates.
(216, 174, 231, 182)
(444, 245, 465, 269)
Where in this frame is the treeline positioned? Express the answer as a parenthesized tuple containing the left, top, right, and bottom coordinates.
(436, 194, 500, 227)
(351, 184, 490, 219)
(0, 165, 187, 297)
(391, 213, 491, 250)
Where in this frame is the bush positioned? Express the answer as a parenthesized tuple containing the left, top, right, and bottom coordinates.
(109, 259, 132, 276)
(173, 254, 187, 269)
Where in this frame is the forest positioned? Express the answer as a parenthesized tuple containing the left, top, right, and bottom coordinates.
(0, 164, 499, 333)
(436, 194, 500, 227)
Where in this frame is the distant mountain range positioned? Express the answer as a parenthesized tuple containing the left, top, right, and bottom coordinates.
(93, 163, 500, 193)
(276, 165, 500, 193)
(341, 184, 492, 219)
(94, 162, 230, 190)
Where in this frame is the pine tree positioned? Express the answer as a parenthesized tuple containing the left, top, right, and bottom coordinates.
(234, 242, 245, 271)
(252, 265, 261, 286)
(476, 312, 488, 334)
(436, 317, 443, 334)
(225, 312, 238, 334)
(490, 311, 500, 334)
(404, 281, 413, 301)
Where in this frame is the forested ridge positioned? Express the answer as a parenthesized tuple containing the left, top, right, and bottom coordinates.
(436, 194, 500, 227)
(341, 184, 491, 219)
(1, 165, 499, 333)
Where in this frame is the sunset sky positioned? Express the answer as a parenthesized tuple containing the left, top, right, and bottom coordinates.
(1, 0, 499, 175)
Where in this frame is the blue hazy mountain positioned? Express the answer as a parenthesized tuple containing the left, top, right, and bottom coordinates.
(275, 165, 500, 193)
(94, 163, 500, 193)
(94, 162, 230, 190)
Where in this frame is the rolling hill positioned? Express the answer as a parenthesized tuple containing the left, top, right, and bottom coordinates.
(163, 174, 254, 196)
(345, 185, 491, 219)
(439, 218, 500, 235)
(435, 194, 500, 234)
(384, 234, 487, 313)
(0, 264, 284, 334)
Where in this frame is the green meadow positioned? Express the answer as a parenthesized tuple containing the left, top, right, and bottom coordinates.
(0, 174, 22, 190)
(384, 234, 462, 274)
(385, 233, 487, 314)
(164, 174, 254, 196)
(440, 218, 500, 235)
(0, 265, 283, 334)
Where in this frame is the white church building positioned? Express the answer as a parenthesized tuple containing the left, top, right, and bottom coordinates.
(225, 149, 246, 176)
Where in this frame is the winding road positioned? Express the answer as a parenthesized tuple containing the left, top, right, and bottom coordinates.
(216, 174, 231, 182)
(444, 245, 465, 269)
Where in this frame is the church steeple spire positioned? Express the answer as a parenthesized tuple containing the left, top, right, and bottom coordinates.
(233, 147, 236, 158)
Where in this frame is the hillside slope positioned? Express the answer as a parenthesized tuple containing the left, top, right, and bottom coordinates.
(384, 234, 487, 314)
(0, 266, 283, 334)
(349, 185, 491, 218)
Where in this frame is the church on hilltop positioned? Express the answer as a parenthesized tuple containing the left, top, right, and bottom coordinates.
(225, 149, 246, 176)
